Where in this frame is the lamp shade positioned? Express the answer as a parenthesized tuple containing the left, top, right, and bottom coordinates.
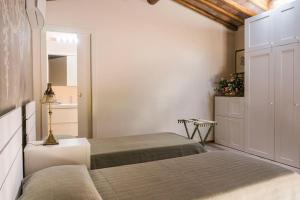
(41, 83, 57, 104)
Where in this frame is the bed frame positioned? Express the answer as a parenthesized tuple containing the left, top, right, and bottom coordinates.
(24, 101, 36, 143)
(0, 101, 36, 199)
(0, 107, 23, 199)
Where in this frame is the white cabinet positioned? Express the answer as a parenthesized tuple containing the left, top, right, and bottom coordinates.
(228, 98, 245, 118)
(215, 97, 245, 151)
(274, 1, 300, 46)
(245, 49, 275, 159)
(215, 116, 229, 146)
(245, 0, 300, 52)
(52, 107, 78, 123)
(228, 118, 244, 151)
(245, 11, 273, 51)
(51, 106, 78, 137)
(215, 97, 228, 116)
(274, 44, 300, 167)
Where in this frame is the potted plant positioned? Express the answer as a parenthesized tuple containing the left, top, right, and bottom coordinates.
(215, 73, 244, 97)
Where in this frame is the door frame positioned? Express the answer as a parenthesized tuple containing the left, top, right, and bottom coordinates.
(38, 25, 96, 139)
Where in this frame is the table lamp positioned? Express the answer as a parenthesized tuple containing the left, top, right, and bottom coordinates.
(41, 83, 59, 145)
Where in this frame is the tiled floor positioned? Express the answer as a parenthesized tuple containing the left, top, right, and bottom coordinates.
(206, 143, 300, 174)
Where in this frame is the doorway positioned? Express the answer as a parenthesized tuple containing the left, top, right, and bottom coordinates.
(41, 30, 92, 139)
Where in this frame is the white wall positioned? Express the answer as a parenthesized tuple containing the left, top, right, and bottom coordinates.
(47, 32, 77, 56)
(45, 0, 235, 138)
(270, 0, 296, 8)
(234, 26, 244, 50)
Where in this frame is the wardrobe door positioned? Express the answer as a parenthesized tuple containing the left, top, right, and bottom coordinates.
(245, 11, 273, 52)
(294, 44, 300, 168)
(273, 1, 300, 46)
(275, 44, 300, 167)
(245, 49, 275, 159)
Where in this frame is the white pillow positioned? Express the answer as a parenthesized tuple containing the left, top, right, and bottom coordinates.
(19, 165, 102, 200)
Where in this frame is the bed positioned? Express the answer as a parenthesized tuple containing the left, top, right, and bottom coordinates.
(19, 151, 300, 200)
(23, 101, 36, 144)
(89, 132, 206, 169)
(2, 106, 300, 200)
(90, 151, 300, 200)
(24, 101, 206, 169)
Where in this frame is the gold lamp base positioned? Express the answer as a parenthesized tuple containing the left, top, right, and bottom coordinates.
(43, 131, 59, 145)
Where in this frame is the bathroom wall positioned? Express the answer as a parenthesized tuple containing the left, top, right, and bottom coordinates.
(0, 0, 33, 115)
(52, 86, 78, 104)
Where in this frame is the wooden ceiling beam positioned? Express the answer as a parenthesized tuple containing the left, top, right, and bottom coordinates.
(174, 0, 238, 30)
(195, 0, 244, 24)
(221, 0, 257, 16)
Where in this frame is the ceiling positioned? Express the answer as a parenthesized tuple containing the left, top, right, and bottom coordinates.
(47, 0, 271, 31)
(149, 0, 272, 31)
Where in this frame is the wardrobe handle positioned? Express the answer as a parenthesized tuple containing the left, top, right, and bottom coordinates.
(270, 102, 273, 105)
(295, 103, 299, 107)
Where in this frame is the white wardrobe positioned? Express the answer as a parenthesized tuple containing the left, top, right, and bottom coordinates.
(245, 0, 300, 167)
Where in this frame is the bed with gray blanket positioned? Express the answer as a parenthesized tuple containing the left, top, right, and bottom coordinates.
(88, 132, 206, 169)
(20, 151, 300, 200)
(91, 151, 300, 200)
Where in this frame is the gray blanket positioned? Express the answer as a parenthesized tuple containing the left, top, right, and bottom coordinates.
(90, 151, 300, 200)
(89, 132, 205, 169)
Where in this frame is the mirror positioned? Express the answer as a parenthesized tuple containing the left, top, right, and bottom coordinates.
(48, 55, 77, 86)
(47, 31, 78, 87)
